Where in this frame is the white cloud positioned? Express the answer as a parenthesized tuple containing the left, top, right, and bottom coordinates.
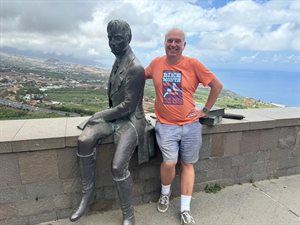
(0, 0, 299, 69)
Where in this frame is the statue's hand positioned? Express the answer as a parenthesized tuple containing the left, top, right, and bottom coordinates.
(88, 112, 103, 124)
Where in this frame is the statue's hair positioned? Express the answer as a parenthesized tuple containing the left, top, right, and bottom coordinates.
(107, 19, 132, 43)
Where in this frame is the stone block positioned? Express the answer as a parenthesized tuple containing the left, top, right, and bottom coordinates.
(252, 161, 267, 175)
(295, 131, 300, 147)
(243, 152, 258, 166)
(278, 157, 298, 170)
(12, 138, 65, 153)
(195, 170, 208, 183)
(222, 166, 238, 180)
(143, 179, 160, 194)
(199, 134, 211, 159)
(237, 164, 252, 178)
(259, 128, 280, 151)
(0, 203, 17, 220)
(142, 192, 159, 204)
(132, 182, 145, 197)
(270, 149, 288, 164)
(0, 185, 26, 204)
(0, 153, 21, 187)
(0, 216, 29, 225)
(266, 161, 279, 175)
(56, 208, 73, 220)
(103, 186, 118, 200)
(18, 151, 59, 184)
(210, 133, 224, 157)
(231, 155, 245, 167)
(56, 147, 78, 179)
(53, 194, 72, 209)
(16, 198, 55, 217)
(206, 169, 223, 180)
(278, 127, 297, 150)
(216, 156, 232, 169)
(138, 165, 160, 181)
(25, 179, 63, 199)
(224, 132, 242, 156)
(256, 150, 271, 162)
(91, 198, 117, 212)
(0, 142, 12, 153)
(240, 130, 261, 153)
(29, 211, 57, 225)
(95, 144, 115, 187)
(196, 158, 218, 172)
(62, 178, 81, 193)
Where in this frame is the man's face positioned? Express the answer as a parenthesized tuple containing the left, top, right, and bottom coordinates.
(164, 29, 186, 58)
(108, 32, 128, 56)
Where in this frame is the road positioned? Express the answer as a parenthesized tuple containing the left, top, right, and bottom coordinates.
(0, 97, 80, 117)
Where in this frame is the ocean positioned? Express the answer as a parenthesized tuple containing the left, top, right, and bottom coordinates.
(214, 69, 300, 107)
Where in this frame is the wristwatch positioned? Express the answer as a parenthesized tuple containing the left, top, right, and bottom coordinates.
(202, 107, 210, 114)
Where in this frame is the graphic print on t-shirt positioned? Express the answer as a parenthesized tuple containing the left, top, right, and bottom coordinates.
(162, 70, 183, 105)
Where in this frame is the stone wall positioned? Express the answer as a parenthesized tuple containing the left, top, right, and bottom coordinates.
(0, 108, 300, 225)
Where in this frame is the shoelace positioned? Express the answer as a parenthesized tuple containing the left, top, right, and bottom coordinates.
(159, 194, 169, 205)
(181, 211, 195, 224)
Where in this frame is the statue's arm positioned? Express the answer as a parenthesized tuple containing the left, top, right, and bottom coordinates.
(99, 64, 145, 121)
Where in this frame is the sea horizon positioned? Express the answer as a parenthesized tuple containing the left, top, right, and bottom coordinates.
(214, 69, 300, 107)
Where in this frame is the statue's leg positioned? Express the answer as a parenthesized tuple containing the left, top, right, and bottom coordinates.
(112, 122, 138, 225)
(115, 176, 135, 225)
(70, 122, 114, 222)
(69, 150, 96, 222)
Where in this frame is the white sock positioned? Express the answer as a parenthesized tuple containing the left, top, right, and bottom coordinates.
(161, 184, 171, 195)
(181, 195, 192, 212)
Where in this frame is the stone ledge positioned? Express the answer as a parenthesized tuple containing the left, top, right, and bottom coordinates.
(0, 108, 299, 153)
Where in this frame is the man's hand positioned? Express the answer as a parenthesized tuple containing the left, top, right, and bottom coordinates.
(187, 108, 207, 119)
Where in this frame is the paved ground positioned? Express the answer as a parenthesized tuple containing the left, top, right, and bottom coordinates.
(39, 174, 300, 225)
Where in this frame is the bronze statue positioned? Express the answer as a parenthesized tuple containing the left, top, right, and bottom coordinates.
(70, 19, 146, 225)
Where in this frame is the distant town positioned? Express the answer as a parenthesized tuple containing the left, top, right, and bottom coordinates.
(0, 52, 276, 120)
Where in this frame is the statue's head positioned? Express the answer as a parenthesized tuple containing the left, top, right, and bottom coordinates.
(107, 19, 132, 56)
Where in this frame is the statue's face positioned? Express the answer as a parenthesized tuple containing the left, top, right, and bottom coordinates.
(108, 31, 128, 56)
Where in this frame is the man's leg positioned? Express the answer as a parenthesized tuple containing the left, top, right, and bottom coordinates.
(179, 122, 201, 225)
(180, 161, 195, 211)
(160, 161, 177, 185)
(155, 122, 181, 213)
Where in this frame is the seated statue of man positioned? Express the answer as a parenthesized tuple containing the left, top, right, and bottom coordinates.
(69, 19, 146, 225)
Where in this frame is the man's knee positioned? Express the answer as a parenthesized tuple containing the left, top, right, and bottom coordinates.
(162, 161, 177, 170)
(180, 161, 194, 170)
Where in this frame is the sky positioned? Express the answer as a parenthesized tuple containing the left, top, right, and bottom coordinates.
(1, 0, 299, 71)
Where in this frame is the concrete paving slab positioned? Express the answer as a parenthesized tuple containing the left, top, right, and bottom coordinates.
(0, 120, 26, 153)
(13, 118, 67, 141)
(39, 174, 300, 225)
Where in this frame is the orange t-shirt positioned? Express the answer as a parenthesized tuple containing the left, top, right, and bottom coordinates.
(145, 55, 216, 125)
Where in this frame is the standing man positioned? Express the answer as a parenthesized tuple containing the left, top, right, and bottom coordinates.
(70, 19, 146, 225)
(145, 28, 223, 225)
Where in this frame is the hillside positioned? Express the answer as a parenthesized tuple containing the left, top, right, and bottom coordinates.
(0, 52, 276, 120)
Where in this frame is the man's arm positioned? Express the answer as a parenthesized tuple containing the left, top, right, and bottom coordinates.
(187, 78, 223, 119)
(204, 77, 223, 111)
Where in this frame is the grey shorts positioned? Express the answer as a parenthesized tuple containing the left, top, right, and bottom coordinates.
(155, 121, 202, 163)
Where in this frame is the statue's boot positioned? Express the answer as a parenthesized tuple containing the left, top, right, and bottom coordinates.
(115, 175, 135, 225)
(69, 152, 96, 222)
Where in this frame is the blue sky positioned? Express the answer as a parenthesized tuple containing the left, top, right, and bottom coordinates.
(1, 0, 299, 72)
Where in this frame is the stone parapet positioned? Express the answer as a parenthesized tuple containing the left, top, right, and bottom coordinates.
(0, 107, 299, 225)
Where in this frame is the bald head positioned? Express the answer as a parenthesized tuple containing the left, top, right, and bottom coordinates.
(165, 28, 185, 42)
